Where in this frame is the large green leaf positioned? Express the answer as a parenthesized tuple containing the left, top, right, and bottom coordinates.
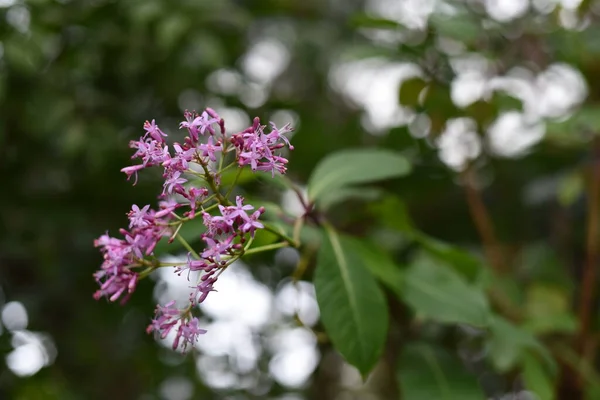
(318, 187, 383, 211)
(403, 254, 491, 327)
(414, 232, 482, 280)
(307, 149, 411, 203)
(314, 227, 389, 377)
(398, 342, 485, 400)
(343, 236, 404, 299)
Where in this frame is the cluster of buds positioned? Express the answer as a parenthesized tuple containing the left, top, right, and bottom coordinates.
(94, 108, 293, 351)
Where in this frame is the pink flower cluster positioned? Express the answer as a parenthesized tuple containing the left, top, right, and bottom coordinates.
(93, 108, 293, 351)
(93, 200, 178, 303)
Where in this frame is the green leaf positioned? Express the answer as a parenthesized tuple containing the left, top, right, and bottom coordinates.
(308, 149, 411, 203)
(523, 284, 577, 335)
(153, 218, 205, 255)
(557, 171, 584, 207)
(349, 13, 404, 30)
(369, 196, 414, 234)
(488, 316, 556, 373)
(545, 105, 600, 146)
(403, 254, 491, 327)
(343, 236, 404, 299)
(414, 232, 481, 280)
(429, 13, 482, 44)
(398, 342, 485, 400)
(522, 353, 555, 400)
(318, 187, 383, 210)
(314, 227, 388, 377)
(399, 77, 428, 107)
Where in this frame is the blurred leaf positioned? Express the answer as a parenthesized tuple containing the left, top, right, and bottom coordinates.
(369, 196, 415, 234)
(557, 171, 584, 207)
(314, 226, 388, 377)
(491, 92, 523, 111)
(523, 284, 577, 335)
(398, 342, 485, 400)
(4, 35, 45, 75)
(399, 77, 428, 107)
(318, 187, 383, 210)
(220, 167, 259, 186)
(349, 13, 404, 30)
(488, 316, 556, 373)
(307, 149, 411, 203)
(429, 13, 482, 44)
(546, 105, 600, 146)
(421, 84, 460, 134)
(464, 100, 498, 128)
(522, 353, 555, 400)
(157, 14, 191, 51)
(153, 218, 205, 255)
(403, 253, 491, 326)
(343, 236, 404, 299)
(414, 232, 482, 280)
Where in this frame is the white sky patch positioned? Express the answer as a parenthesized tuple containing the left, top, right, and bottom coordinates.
(0, 0, 16, 8)
(210, 106, 250, 134)
(485, 0, 529, 22)
(6, 5, 30, 33)
(281, 187, 308, 218)
(200, 263, 272, 329)
(2, 301, 28, 331)
(153, 253, 320, 390)
(6, 330, 56, 377)
(487, 111, 545, 157)
(239, 81, 270, 109)
(206, 69, 243, 96)
(159, 376, 194, 400)
(242, 38, 290, 85)
(451, 72, 488, 108)
(274, 281, 320, 327)
(329, 58, 419, 133)
(534, 63, 587, 118)
(366, 0, 436, 30)
(268, 327, 320, 388)
(437, 118, 482, 170)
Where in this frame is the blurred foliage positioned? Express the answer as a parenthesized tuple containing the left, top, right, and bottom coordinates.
(2, 0, 600, 399)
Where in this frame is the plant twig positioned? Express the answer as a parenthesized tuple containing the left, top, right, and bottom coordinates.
(462, 167, 505, 273)
(577, 137, 600, 359)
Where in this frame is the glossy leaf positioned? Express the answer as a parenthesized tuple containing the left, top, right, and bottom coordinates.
(307, 149, 411, 203)
(314, 226, 389, 377)
(343, 236, 404, 299)
(403, 254, 491, 326)
(398, 342, 485, 400)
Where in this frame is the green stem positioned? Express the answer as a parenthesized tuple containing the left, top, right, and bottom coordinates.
(138, 266, 156, 279)
(263, 222, 299, 247)
(176, 234, 200, 260)
(195, 158, 229, 205)
(244, 241, 289, 256)
(225, 167, 243, 198)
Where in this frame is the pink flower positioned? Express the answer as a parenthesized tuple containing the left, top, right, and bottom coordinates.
(143, 119, 168, 143)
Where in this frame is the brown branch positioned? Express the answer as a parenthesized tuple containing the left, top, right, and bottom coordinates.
(577, 137, 600, 358)
(462, 167, 505, 273)
(461, 167, 524, 322)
